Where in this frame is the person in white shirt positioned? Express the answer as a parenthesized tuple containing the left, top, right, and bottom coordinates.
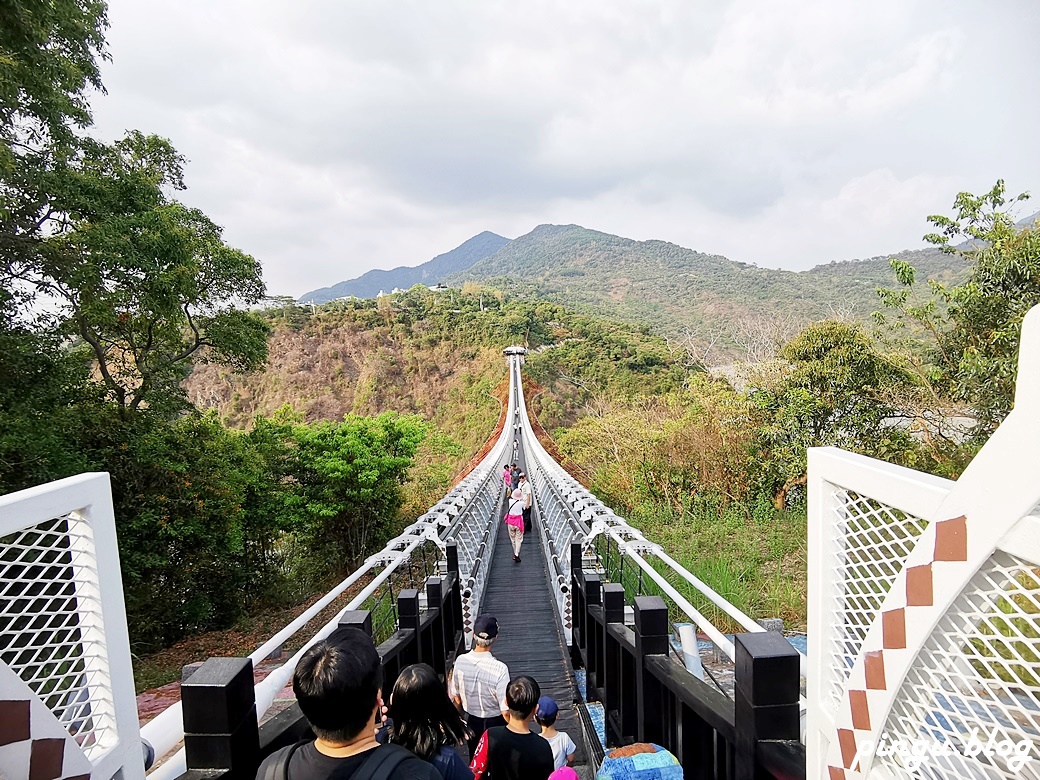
(535, 696, 577, 770)
(449, 615, 510, 754)
(518, 473, 532, 533)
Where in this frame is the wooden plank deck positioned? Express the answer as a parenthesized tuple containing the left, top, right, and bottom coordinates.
(476, 445, 590, 773)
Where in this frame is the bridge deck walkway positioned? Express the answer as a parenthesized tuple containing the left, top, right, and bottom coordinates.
(475, 444, 590, 772)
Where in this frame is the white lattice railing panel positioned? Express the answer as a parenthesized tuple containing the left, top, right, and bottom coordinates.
(875, 549, 1040, 779)
(828, 490, 929, 707)
(0, 515, 116, 755)
(0, 473, 143, 780)
(808, 304, 1040, 780)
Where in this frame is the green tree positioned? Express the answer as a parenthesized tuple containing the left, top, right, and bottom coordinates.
(750, 320, 920, 507)
(92, 411, 289, 648)
(0, 305, 99, 492)
(279, 411, 427, 579)
(877, 180, 1039, 435)
(9, 132, 269, 417)
(1, 0, 108, 269)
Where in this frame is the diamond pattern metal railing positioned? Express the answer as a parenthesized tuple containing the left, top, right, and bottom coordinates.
(0, 515, 115, 756)
(825, 490, 930, 709)
(0, 473, 143, 780)
(876, 548, 1040, 779)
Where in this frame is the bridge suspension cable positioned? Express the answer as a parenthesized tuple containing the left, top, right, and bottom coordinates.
(508, 353, 807, 678)
(143, 370, 520, 777)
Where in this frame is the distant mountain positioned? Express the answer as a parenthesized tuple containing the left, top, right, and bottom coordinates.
(299, 231, 511, 303)
(1016, 210, 1040, 228)
(445, 224, 969, 356)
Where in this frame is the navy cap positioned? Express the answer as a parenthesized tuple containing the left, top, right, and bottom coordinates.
(537, 696, 558, 719)
(473, 615, 499, 640)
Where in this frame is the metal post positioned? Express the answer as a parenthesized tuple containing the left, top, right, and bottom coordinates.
(584, 572, 602, 698)
(734, 632, 801, 780)
(571, 540, 584, 665)
(446, 542, 463, 638)
(182, 657, 260, 777)
(398, 589, 421, 630)
(446, 541, 459, 574)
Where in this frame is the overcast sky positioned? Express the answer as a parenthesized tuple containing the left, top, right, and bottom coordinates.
(90, 0, 1040, 297)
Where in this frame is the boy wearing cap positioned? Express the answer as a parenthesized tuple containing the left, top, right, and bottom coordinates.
(535, 696, 577, 770)
(255, 627, 439, 780)
(449, 614, 510, 754)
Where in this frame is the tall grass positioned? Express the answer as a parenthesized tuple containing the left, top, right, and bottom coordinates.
(617, 493, 808, 633)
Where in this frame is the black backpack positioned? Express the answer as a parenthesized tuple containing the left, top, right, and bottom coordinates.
(259, 741, 421, 780)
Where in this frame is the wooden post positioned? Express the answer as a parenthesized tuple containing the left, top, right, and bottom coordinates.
(602, 582, 625, 744)
(182, 657, 260, 777)
(338, 610, 373, 636)
(734, 632, 801, 780)
(426, 576, 447, 676)
(633, 596, 668, 745)
(583, 572, 602, 697)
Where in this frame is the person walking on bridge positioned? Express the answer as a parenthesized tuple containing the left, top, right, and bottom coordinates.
(256, 627, 439, 780)
(449, 615, 510, 756)
(504, 489, 525, 563)
(518, 472, 532, 534)
(468, 676, 554, 780)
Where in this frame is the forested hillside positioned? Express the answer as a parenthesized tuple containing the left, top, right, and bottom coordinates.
(298, 223, 970, 362)
(448, 224, 969, 360)
(187, 286, 687, 462)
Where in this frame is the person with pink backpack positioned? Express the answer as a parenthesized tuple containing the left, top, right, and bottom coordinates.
(504, 489, 525, 563)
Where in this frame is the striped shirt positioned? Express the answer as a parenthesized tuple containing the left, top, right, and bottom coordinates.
(449, 650, 510, 718)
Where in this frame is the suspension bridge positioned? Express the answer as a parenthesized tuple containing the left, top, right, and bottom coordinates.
(2, 306, 1040, 780)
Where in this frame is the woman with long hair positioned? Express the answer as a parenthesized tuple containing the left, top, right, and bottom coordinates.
(388, 663, 474, 780)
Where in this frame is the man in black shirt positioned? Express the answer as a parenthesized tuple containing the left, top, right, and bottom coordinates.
(256, 627, 439, 780)
(469, 675, 554, 780)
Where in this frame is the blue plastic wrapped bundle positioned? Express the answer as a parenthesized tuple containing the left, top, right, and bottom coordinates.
(596, 743, 682, 779)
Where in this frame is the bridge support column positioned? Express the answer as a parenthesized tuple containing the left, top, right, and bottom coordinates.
(633, 596, 668, 745)
(582, 572, 602, 699)
(182, 657, 260, 778)
(733, 632, 801, 780)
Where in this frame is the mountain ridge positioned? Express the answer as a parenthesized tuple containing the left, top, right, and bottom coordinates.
(301, 222, 971, 357)
(299, 230, 511, 303)
(445, 224, 969, 358)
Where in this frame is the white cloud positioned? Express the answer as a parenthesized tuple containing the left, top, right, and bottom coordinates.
(89, 0, 1040, 296)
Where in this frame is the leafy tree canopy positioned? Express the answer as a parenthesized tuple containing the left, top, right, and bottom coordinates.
(750, 320, 919, 506)
(876, 180, 1038, 435)
(0, 0, 108, 158)
(7, 131, 269, 417)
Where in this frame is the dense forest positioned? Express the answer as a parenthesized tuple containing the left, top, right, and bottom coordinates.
(2, 0, 1039, 688)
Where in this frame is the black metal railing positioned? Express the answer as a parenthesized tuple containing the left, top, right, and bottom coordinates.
(175, 550, 466, 779)
(570, 542, 805, 780)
